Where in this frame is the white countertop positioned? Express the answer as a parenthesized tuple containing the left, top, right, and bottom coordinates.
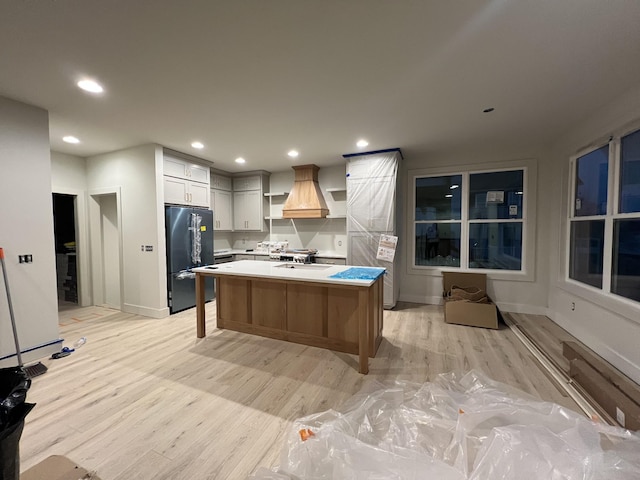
(213, 249, 346, 259)
(193, 260, 383, 287)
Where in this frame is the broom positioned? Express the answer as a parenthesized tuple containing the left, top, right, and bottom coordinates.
(0, 247, 48, 378)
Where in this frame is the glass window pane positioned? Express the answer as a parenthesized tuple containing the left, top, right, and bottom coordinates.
(469, 170, 524, 219)
(620, 129, 640, 214)
(468, 223, 522, 270)
(569, 220, 604, 288)
(415, 175, 462, 220)
(415, 223, 460, 266)
(612, 219, 640, 302)
(575, 146, 608, 216)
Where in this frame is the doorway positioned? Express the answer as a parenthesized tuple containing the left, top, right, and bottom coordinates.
(52, 193, 78, 307)
(89, 190, 123, 310)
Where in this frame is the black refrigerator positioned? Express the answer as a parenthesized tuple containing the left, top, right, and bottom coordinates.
(165, 205, 214, 314)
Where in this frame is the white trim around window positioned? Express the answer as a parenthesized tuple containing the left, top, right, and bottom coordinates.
(407, 158, 537, 282)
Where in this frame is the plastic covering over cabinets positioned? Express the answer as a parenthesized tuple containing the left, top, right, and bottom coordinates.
(248, 370, 640, 480)
(346, 150, 400, 309)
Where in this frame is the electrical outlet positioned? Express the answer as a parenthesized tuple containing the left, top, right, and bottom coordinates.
(338, 240, 342, 247)
(18, 255, 25, 263)
(571, 302, 576, 311)
(25, 254, 32, 263)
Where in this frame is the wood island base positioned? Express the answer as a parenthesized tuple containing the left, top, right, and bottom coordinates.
(196, 273, 384, 374)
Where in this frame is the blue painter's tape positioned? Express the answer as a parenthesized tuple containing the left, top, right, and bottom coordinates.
(329, 267, 385, 281)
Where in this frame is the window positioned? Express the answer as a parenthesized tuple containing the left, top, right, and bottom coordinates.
(568, 127, 640, 304)
(413, 167, 527, 272)
(415, 175, 461, 266)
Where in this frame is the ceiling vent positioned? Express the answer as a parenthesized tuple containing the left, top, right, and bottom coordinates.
(282, 164, 329, 219)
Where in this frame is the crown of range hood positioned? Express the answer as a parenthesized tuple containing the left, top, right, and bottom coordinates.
(282, 164, 329, 219)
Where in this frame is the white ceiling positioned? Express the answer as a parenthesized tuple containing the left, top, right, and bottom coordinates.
(2, 0, 640, 173)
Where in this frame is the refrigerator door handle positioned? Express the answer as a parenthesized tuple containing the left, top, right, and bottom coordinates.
(176, 270, 196, 280)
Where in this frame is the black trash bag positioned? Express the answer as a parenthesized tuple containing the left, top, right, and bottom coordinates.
(0, 367, 35, 480)
(0, 367, 31, 428)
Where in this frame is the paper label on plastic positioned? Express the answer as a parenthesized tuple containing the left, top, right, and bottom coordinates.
(509, 205, 518, 215)
(616, 407, 626, 427)
(376, 234, 398, 262)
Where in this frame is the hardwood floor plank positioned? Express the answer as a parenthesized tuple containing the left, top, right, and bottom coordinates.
(20, 301, 582, 478)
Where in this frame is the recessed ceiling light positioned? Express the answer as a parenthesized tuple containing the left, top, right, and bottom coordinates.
(445, 194, 453, 198)
(235, 157, 246, 164)
(356, 139, 369, 148)
(450, 184, 459, 189)
(77, 79, 104, 93)
(287, 150, 299, 158)
(191, 141, 204, 149)
(63, 136, 80, 144)
(483, 107, 495, 113)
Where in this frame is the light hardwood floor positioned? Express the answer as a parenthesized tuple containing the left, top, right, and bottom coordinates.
(20, 302, 581, 479)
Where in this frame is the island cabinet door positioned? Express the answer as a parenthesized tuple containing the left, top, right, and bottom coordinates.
(286, 284, 327, 337)
(326, 287, 360, 354)
(251, 280, 286, 330)
(217, 277, 251, 326)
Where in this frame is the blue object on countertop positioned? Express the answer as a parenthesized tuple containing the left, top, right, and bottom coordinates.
(329, 267, 385, 280)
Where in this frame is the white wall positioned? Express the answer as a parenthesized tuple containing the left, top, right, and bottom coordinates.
(398, 150, 551, 314)
(547, 83, 640, 384)
(86, 144, 169, 318)
(51, 151, 91, 306)
(0, 96, 60, 366)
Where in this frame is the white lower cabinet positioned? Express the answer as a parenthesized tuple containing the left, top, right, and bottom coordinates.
(314, 257, 347, 265)
(164, 176, 210, 208)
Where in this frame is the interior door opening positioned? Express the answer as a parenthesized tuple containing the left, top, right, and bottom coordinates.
(53, 193, 78, 309)
(98, 194, 121, 309)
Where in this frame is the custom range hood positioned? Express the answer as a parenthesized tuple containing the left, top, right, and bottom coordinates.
(282, 164, 329, 219)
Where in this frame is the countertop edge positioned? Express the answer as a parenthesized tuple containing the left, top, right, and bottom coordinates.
(193, 261, 383, 287)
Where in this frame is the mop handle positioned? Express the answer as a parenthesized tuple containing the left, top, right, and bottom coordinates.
(0, 247, 23, 366)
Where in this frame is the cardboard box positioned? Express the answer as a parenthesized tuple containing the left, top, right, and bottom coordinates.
(21, 455, 102, 480)
(570, 358, 640, 430)
(442, 272, 500, 329)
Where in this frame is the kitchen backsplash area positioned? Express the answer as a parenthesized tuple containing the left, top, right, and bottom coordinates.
(212, 165, 348, 255)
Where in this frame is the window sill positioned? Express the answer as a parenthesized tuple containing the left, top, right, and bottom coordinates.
(409, 265, 534, 282)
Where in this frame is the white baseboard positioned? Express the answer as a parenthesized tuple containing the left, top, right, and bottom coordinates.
(0, 339, 63, 367)
(123, 303, 170, 319)
(496, 302, 549, 315)
(398, 293, 443, 305)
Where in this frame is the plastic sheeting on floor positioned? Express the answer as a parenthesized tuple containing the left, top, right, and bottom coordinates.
(249, 370, 640, 479)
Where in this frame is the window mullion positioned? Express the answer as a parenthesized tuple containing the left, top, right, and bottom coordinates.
(460, 172, 470, 269)
(603, 139, 619, 293)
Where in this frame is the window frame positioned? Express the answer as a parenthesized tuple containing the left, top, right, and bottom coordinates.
(408, 159, 537, 282)
(565, 123, 640, 311)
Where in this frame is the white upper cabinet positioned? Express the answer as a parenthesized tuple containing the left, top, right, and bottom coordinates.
(232, 174, 269, 231)
(211, 174, 232, 191)
(211, 188, 233, 231)
(163, 154, 210, 207)
(234, 190, 263, 231)
(233, 175, 262, 191)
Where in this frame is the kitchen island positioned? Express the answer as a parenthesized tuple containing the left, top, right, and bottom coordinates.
(192, 260, 385, 374)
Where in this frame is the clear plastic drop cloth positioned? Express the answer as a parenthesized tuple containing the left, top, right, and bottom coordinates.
(248, 370, 640, 480)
